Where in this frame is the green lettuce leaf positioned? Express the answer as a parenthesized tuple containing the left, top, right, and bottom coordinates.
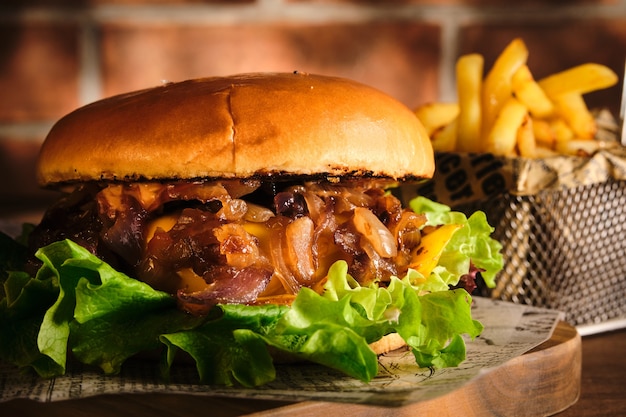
(0, 270, 62, 377)
(0, 232, 62, 377)
(409, 196, 503, 290)
(0, 231, 28, 285)
(161, 303, 287, 387)
(266, 285, 381, 382)
(320, 261, 482, 368)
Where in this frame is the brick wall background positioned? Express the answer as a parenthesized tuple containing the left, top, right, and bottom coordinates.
(1, 0, 625, 220)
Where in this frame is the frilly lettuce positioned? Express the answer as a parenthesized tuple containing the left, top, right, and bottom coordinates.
(409, 197, 503, 291)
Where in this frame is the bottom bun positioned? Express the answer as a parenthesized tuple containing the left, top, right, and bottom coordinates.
(368, 333, 408, 355)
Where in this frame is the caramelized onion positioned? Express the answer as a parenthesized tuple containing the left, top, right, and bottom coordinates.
(99, 192, 149, 267)
(221, 179, 261, 198)
(393, 211, 427, 250)
(268, 217, 301, 294)
(274, 191, 308, 218)
(285, 216, 316, 283)
(360, 240, 397, 283)
(178, 266, 273, 315)
(244, 202, 275, 223)
(28, 186, 103, 259)
(334, 224, 361, 256)
(217, 198, 248, 221)
(167, 182, 229, 203)
(32, 178, 424, 311)
(302, 191, 326, 224)
(311, 199, 339, 264)
(352, 207, 397, 258)
(213, 223, 260, 269)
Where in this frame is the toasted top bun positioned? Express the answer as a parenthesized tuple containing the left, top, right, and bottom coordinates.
(37, 72, 434, 187)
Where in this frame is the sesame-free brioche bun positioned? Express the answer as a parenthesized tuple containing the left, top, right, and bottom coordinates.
(36, 72, 434, 187)
(368, 333, 408, 355)
(271, 333, 408, 364)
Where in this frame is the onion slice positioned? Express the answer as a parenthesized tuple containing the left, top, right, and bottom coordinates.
(285, 216, 316, 283)
(352, 207, 398, 258)
(268, 218, 301, 294)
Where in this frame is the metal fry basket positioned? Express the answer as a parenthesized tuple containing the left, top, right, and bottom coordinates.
(451, 178, 626, 332)
(401, 129, 626, 335)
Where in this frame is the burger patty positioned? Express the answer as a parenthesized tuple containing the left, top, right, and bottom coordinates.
(28, 179, 430, 315)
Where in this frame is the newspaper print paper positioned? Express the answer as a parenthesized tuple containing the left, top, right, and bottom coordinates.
(0, 298, 564, 407)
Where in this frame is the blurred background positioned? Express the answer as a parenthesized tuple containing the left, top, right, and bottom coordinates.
(1, 0, 625, 220)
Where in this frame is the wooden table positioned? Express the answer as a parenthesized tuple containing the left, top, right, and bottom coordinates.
(555, 327, 626, 417)
(2, 323, 625, 416)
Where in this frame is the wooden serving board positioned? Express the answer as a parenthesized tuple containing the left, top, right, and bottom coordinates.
(248, 321, 582, 417)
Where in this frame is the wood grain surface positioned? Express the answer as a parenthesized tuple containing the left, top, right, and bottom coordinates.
(1, 321, 594, 417)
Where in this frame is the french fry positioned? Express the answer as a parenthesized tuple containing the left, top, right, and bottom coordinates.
(430, 119, 458, 152)
(481, 38, 529, 138)
(511, 65, 554, 118)
(549, 118, 575, 142)
(485, 97, 528, 156)
(535, 145, 559, 158)
(538, 63, 618, 97)
(420, 38, 616, 158)
(516, 114, 537, 158)
(414, 102, 459, 137)
(552, 93, 596, 139)
(554, 139, 601, 156)
(532, 118, 556, 146)
(456, 53, 484, 153)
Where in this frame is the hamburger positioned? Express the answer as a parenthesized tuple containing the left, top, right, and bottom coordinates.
(0, 72, 502, 387)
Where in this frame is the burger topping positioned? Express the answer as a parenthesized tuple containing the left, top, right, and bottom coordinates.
(28, 179, 435, 315)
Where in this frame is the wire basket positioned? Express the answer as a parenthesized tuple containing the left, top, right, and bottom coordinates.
(448, 178, 626, 330)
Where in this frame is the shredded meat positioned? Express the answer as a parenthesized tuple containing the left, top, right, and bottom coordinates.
(28, 179, 427, 315)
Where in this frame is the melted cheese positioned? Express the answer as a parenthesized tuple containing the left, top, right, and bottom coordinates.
(137, 183, 166, 210)
(145, 213, 179, 243)
(176, 267, 212, 292)
(242, 222, 272, 254)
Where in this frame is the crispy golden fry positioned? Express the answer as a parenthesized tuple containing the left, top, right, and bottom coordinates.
(481, 38, 529, 138)
(535, 145, 559, 158)
(558, 138, 618, 156)
(423, 39, 616, 158)
(549, 118, 575, 142)
(512, 65, 554, 118)
(456, 53, 484, 153)
(538, 63, 618, 97)
(553, 93, 596, 139)
(533, 118, 575, 148)
(414, 102, 459, 137)
(555, 139, 601, 156)
(485, 97, 528, 156)
(516, 114, 536, 158)
(430, 119, 458, 152)
(532, 118, 555, 146)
